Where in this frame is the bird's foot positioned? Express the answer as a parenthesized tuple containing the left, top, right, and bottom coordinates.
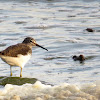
(10, 72, 12, 76)
(20, 74, 22, 77)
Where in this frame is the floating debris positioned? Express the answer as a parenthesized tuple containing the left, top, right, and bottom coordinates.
(14, 21, 27, 24)
(86, 28, 94, 32)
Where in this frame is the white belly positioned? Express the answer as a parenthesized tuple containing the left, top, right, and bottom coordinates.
(0, 54, 31, 68)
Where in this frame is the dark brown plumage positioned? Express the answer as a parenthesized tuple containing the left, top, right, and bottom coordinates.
(0, 43, 32, 57)
(73, 55, 85, 62)
(0, 37, 48, 77)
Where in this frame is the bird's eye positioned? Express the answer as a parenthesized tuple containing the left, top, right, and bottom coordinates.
(30, 40, 33, 42)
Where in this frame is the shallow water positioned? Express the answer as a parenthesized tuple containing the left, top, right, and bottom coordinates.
(0, 0, 100, 99)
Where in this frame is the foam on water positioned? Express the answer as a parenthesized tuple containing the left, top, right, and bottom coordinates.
(0, 81, 99, 100)
(0, 0, 100, 99)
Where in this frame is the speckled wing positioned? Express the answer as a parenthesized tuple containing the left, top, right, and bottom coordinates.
(0, 43, 32, 57)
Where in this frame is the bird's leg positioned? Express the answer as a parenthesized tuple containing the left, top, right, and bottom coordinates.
(20, 68, 22, 77)
(10, 66, 12, 76)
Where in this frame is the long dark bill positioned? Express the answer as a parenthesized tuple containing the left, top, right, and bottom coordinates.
(36, 44, 48, 51)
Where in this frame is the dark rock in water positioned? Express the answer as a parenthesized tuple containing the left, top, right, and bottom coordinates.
(72, 55, 85, 62)
(86, 28, 94, 32)
(0, 77, 37, 86)
(14, 21, 27, 24)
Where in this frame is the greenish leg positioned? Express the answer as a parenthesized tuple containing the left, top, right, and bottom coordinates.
(20, 68, 22, 77)
(10, 66, 12, 76)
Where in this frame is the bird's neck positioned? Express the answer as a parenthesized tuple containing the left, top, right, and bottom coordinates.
(22, 43, 33, 49)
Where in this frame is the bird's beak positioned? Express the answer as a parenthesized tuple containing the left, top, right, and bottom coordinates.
(35, 43, 48, 51)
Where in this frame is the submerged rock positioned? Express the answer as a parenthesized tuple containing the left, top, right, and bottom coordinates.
(86, 28, 94, 32)
(0, 77, 37, 86)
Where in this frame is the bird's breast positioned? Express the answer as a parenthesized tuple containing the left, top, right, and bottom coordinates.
(0, 54, 31, 68)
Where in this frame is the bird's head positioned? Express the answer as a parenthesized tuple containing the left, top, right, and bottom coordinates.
(22, 37, 48, 51)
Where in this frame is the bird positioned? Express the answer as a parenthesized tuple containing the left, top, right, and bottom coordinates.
(0, 37, 48, 77)
(72, 55, 85, 62)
